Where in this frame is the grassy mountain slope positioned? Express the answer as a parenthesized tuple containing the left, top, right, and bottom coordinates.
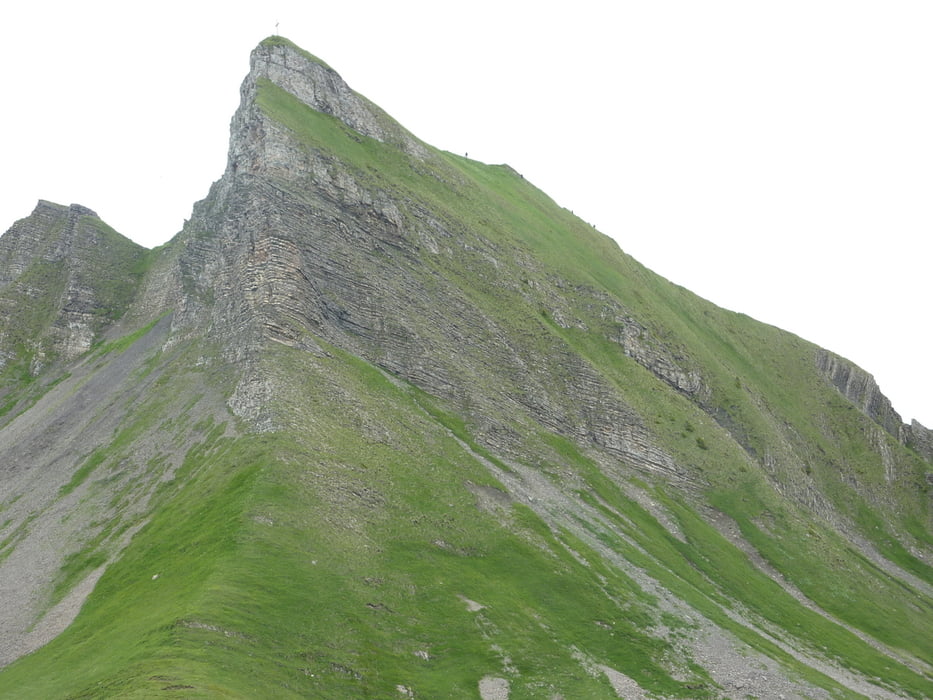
(0, 36, 929, 698)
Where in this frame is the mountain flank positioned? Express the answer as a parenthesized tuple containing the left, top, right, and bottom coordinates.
(0, 36, 930, 699)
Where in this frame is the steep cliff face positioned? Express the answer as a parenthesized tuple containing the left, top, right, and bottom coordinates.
(815, 348, 908, 439)
(0, 36, 930, 700)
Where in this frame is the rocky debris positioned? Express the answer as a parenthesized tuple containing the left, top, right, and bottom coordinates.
(598, 665, 648, 699)
(478, 675, 509, 700)
(458, 595, 485, 612)
(465, 481, 511, 514)
(0, 314, 234, 668)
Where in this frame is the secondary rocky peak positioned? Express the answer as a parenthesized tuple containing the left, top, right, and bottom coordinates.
(40, 200, 97, 218)
(0, 201, 145, 368)
(1, 36, 931, 699)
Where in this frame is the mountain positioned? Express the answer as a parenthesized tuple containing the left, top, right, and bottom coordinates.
(0, 36, 930, 699)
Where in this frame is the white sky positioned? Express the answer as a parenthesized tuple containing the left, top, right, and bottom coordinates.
(1, 1, 930, 427)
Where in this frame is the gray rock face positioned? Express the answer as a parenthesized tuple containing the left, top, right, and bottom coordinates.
(612, 315, 707, 398)
(236, 39, 428, 163)
(907, 419, 933, 463)
(815, 348, 906, 440)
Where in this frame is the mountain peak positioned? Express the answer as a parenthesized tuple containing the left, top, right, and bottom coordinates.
(0, 202, 144, 369)
(232, 36, 426, 162)
(257, 35, 332, 69)
(1, 36, 929, 699)
(0, 200, 103, 283)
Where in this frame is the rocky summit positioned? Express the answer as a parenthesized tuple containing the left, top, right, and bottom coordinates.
(0, 36, 930, 699)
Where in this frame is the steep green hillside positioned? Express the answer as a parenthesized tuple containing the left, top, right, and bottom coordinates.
(0, 36, 929, 699)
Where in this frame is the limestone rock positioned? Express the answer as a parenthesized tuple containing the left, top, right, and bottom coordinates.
(907, 419, 933, 464)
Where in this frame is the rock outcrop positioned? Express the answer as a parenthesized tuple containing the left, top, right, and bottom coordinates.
(907, 419, 933, 464)
(815, 348, 913, 443)
(237, 37, 427, 157)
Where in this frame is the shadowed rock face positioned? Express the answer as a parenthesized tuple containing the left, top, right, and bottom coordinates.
(0, 201, 145, 374)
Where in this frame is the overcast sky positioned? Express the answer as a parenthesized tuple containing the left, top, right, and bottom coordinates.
(2, 1, 930, 427)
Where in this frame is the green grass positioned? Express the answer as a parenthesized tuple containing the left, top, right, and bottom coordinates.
(259, 35, 333, 69)
(91, 313, 166, 357)
(0, 342, 724, 698)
